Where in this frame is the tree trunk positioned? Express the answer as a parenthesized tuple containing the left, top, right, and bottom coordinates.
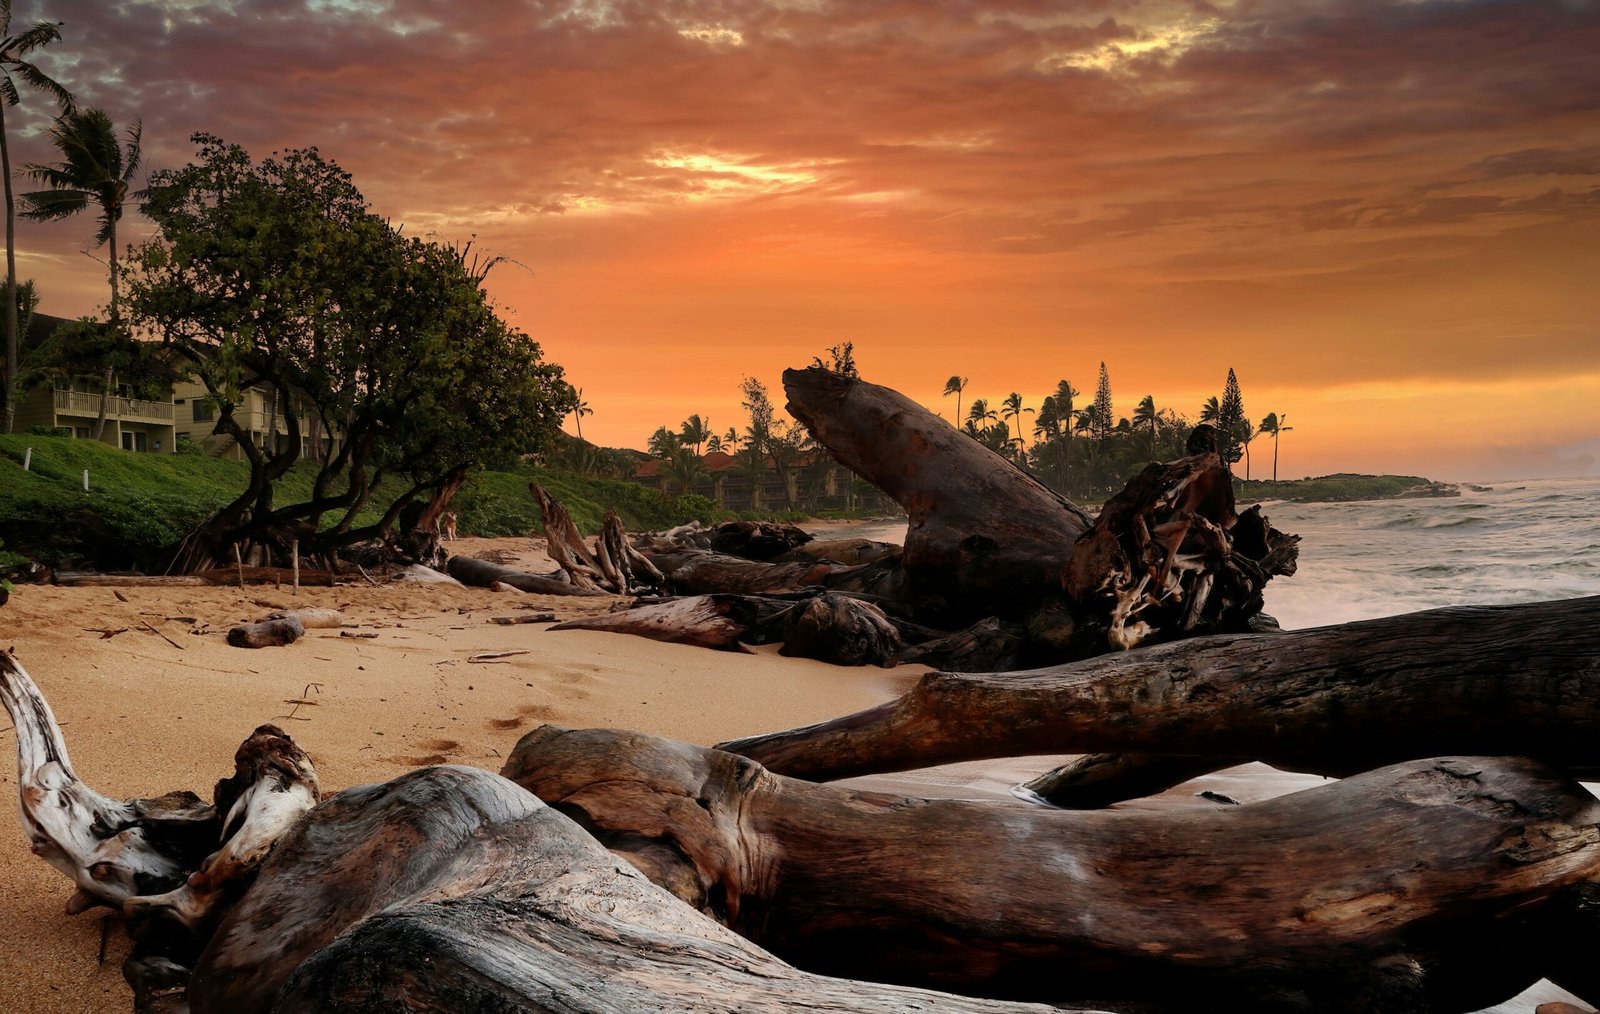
(718, 597, 1600, 783)
(226, 616, 305, 648)
(446, 554, 605, 596)
(2, 99, 16, 436)
(548, 593, 796, 652)
(1017, 753, 1248, 809)
(778, 592, 901, 667)
(505, 725, 1600, 1012)
(91, 218, 121, 442)
(193, 765, 1074, 1014)
(783, 367, 1092, 624)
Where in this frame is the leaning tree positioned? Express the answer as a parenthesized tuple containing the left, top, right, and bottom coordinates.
(126, 134, 575, 572)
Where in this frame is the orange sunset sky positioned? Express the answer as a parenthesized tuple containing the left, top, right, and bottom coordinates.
(13, 0, 1600, 480)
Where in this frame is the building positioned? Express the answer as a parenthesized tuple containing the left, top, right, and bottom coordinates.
(172, 379, 335, 460)
(10, 313, 176, 453)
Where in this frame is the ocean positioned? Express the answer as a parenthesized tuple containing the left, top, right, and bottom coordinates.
(824, 475, 1600, 630)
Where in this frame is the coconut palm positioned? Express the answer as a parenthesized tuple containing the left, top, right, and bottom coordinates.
(705, 433, 723, 454)
(942, 375, 969, 426)
(967, 398, 996, 428)
(647, 425, 681, 459)
(678, 413, 710, 456)
(563, 387, 592, 441)
(662, 446, 707, 497)
(1001, 392, 1033, 453)
(22, 108, 143, 440)
(1133, 395, 1159, 457)
(0, 5, 72, 434)
(1260, 412, 1293, 482)
(1199, 396, 1221, 425)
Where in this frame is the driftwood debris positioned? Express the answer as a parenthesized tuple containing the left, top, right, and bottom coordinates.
(225, 616, 305, 649)
(264, 608, 342, 629)
(597, 369, 1295, 669)
(190, 765, 1069, 1014)
(778, 592, 901, 667)
(549, 594, 793, 652)
(719, 597, 1600, 786)
(0, 656, 1075, 1014)
(445, 553, 603, 596)
(505, 725, 1600, 1011)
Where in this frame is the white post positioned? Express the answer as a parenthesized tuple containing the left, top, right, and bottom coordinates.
(291, 538, 300, 594)
(82, 469, 89, 492)
(22, 446, 30, 470)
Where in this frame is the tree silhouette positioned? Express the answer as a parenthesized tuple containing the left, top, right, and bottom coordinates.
(942, 375, 968, 426)
(568, 387, 592, 442)
(1133, 394, 1159, 458)
(1090, 362, 1114, 441)
(1260, 411, 1294, 482)
(1217, 369, 1246, 468)
(1001, 391, 1033, 453)
(678, 413, 709, 456)
(0, 5, 72, 434)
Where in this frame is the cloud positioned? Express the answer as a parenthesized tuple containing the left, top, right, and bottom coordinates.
(10, 0, 1598, 471)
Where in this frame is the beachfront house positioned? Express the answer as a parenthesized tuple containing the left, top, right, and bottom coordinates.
(173, 379, 337, 461)
(9, 313, 177, 453)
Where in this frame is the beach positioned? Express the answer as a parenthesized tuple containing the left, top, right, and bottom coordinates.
(0, 533, 1589, 1012)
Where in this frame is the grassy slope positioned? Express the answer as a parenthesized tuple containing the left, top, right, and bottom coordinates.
(0, 435, 718, 568)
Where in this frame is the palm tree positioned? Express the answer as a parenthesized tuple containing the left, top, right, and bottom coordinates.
(1260, 412, 1293, 482)
(22, 108, 142, 440)
(1133, 395, 1158, 457)
(966, 397, 997, 436)
(647, 425, 681, 459)
(942, 375, 969, 426)
(565, 387, 592, 441)
(705, 433, 723, 454)
(1199, 396, 1221, 425)
(0, 6, 71, 434)
(678, 413, 710, 456)
(662, 446, 707, 497)
(1001, 392, 1033, 453)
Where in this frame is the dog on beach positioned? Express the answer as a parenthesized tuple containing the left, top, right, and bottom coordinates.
(441, 511, 458, 542)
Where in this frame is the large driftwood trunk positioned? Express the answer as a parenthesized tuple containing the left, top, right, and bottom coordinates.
(446, 553, 606, 596)
(504, 726, 1600, 1012)
(194, 765, 1072, 1014)
(783, 366, 1091, 624)
(719, 597, 1600, 784)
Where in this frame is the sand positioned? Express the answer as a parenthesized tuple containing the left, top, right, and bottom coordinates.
(0, 536, 1585, 1012)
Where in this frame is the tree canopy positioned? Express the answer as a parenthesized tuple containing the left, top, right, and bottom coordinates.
(126, 133, 575, 570)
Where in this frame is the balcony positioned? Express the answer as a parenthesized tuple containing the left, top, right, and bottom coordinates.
(54, 388, 175, 424)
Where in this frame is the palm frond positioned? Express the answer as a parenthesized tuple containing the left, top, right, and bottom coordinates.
(0, 73, 18, 108)
(9, 20, 64, 56)
(18, 186, 89, 221)
(0, 0, 11, 37)
(11, 58, 72, 112)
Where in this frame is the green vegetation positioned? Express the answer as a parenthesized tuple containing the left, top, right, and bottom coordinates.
(0, 434, 722, 569)
(1236, 474, 1440, 504)
(129, 134, 574, 569)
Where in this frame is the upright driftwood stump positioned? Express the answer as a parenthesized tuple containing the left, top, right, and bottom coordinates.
(505, 725, 1600, 1012)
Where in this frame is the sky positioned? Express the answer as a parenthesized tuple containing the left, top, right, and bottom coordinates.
(10, 0, 1600, 481)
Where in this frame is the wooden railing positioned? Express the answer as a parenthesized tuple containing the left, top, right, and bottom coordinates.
(54, 389, 175, 423)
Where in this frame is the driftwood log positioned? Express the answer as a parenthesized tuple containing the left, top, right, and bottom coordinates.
(2, 649, 1077, 1014)
(225, 616, 304, 648)
(549, 594, 795, 652)
(446, 553, 605, 596)
(607, 369, 1294, 668)
(192, 765, 1072, 1014)
(504, 725, 1600, 1011)
(782, 365, 1092, 625)
(719, 597, 1600, 788)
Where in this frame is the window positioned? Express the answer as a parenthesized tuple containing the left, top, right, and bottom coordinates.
(192, 400, 214, 422)
(121, 431, 149, 452)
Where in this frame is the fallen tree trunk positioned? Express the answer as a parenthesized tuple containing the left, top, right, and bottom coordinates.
(783, 366, 1092, 625)
(549, 594, 796, 652)
(1017, 753, 1249, 809)
(719, 597, 1600, 783)
(505, 725, 1600, 1011)
(191, 765, 1074, 1014)
(778, 592, 901, 667)
(446, 553, 607, 596)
